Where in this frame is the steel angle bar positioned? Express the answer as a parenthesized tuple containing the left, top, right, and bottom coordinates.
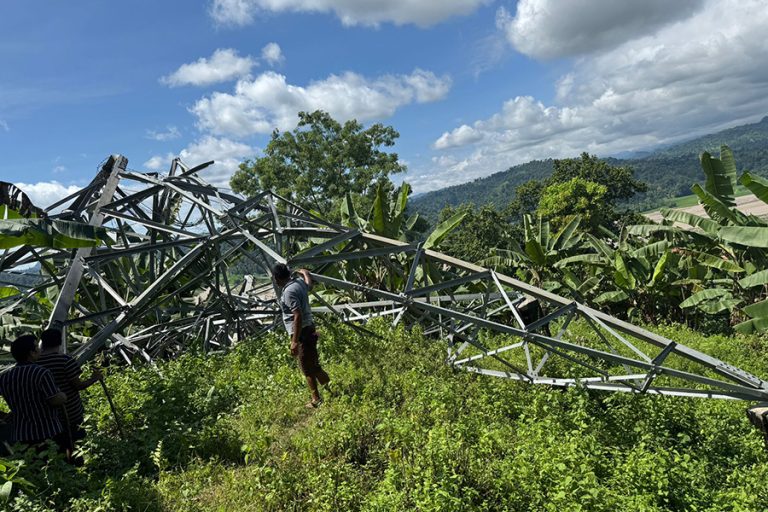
(309, 290, 384, 340)
(404, 246, 424, 293)
(290, 230, 361, 261)
(47, 155, 125, 341)
(641, 342, 678, 393)
(100, 209, 201, 238)
(526, 331, 765, 397)
(73, 242, 210, 363)
(490, 271, 526, 329)
(417, 245, 767, 390)
(580, 308, 652, 364)
(63, 306, 128, 326)
(291, 243, 418, 266)
(458, 366, 759, 400)
(86, 269, 128, 307)
(225, 215, 285, 264)
(526, 302, 577, 334)
(452, 341, 526, 365)
(579, 312, 636, 374)
(268, 191, 344, 230)
(405, 270, 491, 298)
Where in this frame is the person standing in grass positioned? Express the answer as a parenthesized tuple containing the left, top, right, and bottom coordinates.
(0, 334, 67, 450)
(273, 263, 330, 408)
(37, 328, 102, 451)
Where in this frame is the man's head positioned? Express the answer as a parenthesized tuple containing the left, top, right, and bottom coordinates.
(272, 263, 291, 286)
(11, 334, 39, 363)
(41, 328, 63, 351)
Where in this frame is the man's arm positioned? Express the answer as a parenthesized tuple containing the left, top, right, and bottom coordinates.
(47, 392, 67, 407)
(290, 309, 302, 355)
(66, 357, 102, 391)
(297, 268, 313, 290)
(40, 370, 67, 407)
(70, 369, 103, 391)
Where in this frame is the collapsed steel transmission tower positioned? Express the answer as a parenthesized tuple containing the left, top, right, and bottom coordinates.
(1, 155, 767, 403)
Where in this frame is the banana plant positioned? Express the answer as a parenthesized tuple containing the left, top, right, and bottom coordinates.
(485, 214, 583, 291)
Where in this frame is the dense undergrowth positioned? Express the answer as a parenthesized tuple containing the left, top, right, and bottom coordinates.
(4, 320, 768, 511)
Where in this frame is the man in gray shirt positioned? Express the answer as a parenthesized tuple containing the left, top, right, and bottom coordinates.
(273, 263, 330, 407)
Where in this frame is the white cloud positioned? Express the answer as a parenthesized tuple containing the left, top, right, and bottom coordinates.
(421, 0, 768, 192)
(210, 0, 491, 27)
(499, 0, 705, 59)
(13, 181, 82, 208)
(146, 126, 181, 141)
(0, 119, 8, 132)
(261, 42, 284, 66)
(161, 49, 256, 87)
(143, 136, 257, 188)
(192, 68, 451, 137)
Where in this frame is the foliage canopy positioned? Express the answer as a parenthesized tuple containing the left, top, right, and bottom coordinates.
(230, 110, 405, 217)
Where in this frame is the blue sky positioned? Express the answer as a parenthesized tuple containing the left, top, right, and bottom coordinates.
(2, 0, 768, 206)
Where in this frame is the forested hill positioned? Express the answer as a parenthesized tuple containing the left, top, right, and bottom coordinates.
(412, 115, 768, 220)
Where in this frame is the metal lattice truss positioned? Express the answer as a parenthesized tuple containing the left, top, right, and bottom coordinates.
(2, 154, 767, 401)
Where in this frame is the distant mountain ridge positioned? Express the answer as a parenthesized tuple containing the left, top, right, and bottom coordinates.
(411, 116, 768, 221)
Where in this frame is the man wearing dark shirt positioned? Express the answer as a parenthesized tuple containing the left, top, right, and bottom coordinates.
(0, 335, 66, 448)
(37, 328, 102, 445)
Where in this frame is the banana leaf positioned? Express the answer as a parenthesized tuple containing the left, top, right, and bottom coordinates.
(650, 250, 670, 287)
(740, 173, 768, 205)
(718, 226, 768, 248)
(554, 253, 604, 267)
(595, 290, 629, 304)
(743, 298, 768, 319)
(660, 208, 720, 234)
(625, 224, 682, 236)
(614, 253, 636, 290)
(552, 215, 581, 251)
(735, 317, 768, 334)
(0, 286, 19, 299)
(0, 218, 109, 249)
(697, 297, 741, 314)
(687, 251, 744, 272)
(371, 185, 390, 236)
(692, 184, 746, 225)
(632, 240, 670, 259)
(738, 269, 768, 288)
(423, 211, 466, 250)
(680, 288, 729, 308)
(701, 147, 737, 208)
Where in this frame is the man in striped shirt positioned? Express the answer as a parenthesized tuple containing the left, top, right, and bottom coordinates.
(0, 334, 66, 447)
(38, 328, 102, 447)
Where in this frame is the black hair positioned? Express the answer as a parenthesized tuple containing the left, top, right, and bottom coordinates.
(11, 335, 37, 363)
(41, 328, 63, 349)
(272, 263, 291, 281)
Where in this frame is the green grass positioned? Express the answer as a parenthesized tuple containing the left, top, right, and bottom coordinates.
(4, 320, 768, 511)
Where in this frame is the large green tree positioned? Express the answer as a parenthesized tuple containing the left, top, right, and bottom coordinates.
(230, 110, 405, 217)
(506, 153, 647, 224)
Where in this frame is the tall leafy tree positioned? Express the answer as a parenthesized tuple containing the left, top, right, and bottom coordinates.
(230, 110, 405, 217)
(506, 153, 647, 224)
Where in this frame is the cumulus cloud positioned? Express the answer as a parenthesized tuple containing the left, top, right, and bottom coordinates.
(146, 126, 181, 141)
(261, 42, 284, 66)
(499, 0, 705, 59)
(192, 68, 452, 137)
(14, 181, 82, 209)
(420, 0, 768, 192)
(210, 0, 491, 27)
(161, 49, 256, 87)
(143, 136, 257, 188)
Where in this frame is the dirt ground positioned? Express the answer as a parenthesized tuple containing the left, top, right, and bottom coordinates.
(645, 194, 768, 223)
